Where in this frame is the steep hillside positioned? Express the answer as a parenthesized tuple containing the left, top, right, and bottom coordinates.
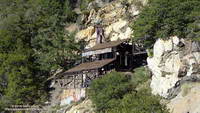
(66, 0, 147, 48)
(53, 0, 200, 113)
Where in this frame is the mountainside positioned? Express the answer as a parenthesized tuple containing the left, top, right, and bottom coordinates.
(66, 0, 147, 48)
(1, 0, 200, 113)
(63, 0, 200, 113)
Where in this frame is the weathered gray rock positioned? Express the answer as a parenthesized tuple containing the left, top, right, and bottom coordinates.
(167, 81, 200, 113)
(167, 75, 200, 99)
(148, 37, 200, 98)
(192, 41, 200, 52)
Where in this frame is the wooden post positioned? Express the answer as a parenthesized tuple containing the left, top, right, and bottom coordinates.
(81, 73, 84, 88)
(132, 40, 135, 55)
(73, 75, 76, 88)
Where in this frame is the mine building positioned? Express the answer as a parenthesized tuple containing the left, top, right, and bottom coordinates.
(53, 25, 147, 105)
(59, 39, 133, 89)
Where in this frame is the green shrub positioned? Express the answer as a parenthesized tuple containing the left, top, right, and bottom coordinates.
(88, 71, 132, 112)
(80, 0, 95, 11)
(65, 0, 78, 22)
(107, 88, 169, 113)
(80, 0, 89, 11)
(147, 49, 153, 57)
(131, 67, 150, 86)
(88, 69, 169, 113)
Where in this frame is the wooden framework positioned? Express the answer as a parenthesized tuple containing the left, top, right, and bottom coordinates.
(56, 69, 102, 89)
(55, 39, 147, 89)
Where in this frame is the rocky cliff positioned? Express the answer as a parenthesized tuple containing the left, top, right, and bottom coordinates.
(147, 36, 200, 113)
(66, 0, 147, 48)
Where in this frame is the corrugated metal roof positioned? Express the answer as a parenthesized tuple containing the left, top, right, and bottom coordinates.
(65, 58, 115, 74)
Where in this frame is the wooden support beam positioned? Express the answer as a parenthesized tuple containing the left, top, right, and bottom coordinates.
(133, 51, 147, 55)
(81, 73, 84, 88)
(132, 42, 135, 55)
(73, 75, 76, 88)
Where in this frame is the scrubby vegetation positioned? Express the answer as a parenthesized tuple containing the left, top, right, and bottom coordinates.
(88, 71, 133, 112)
(80, 0, 95, 11)
(0, 0, 82, 111)
(132, 0, 200, 47)
(88, 67, 169, 113)
(1, 0, 199, 112)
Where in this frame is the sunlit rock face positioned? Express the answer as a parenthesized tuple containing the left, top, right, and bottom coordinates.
(167, 83, 200, 113)
(72, 0, 143, 48)
(148, 36, 200, 98)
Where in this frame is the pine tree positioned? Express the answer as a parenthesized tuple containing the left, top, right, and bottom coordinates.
(0, 0, 82, 111)
(132, 0, 200, 47)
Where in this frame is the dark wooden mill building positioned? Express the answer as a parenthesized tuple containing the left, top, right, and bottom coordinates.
(58, 39, 135, 89)
(56, 40, 146, 89)
(53, 26, 147, 105)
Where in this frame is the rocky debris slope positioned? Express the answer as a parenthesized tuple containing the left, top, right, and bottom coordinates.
(66, 0, 147, 48)
(65, 99, 94, 113)
(147, 36, 200, 113)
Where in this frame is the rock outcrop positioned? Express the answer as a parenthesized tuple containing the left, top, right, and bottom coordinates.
(64, 1, 200, 113)
(72, 0, 145, 48)
(148, 36, 200, 98)
(148, 37, 200, 113)
(167, 82, 200, 113)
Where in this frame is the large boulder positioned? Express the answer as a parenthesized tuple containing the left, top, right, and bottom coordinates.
(148, 37, 200, 97)
(105, 19, 132, 41)
(75, 0, 139, 48)
(75, 26, 95, 40)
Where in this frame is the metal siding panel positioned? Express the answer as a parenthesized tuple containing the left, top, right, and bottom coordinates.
(82, 48, 112, 56)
